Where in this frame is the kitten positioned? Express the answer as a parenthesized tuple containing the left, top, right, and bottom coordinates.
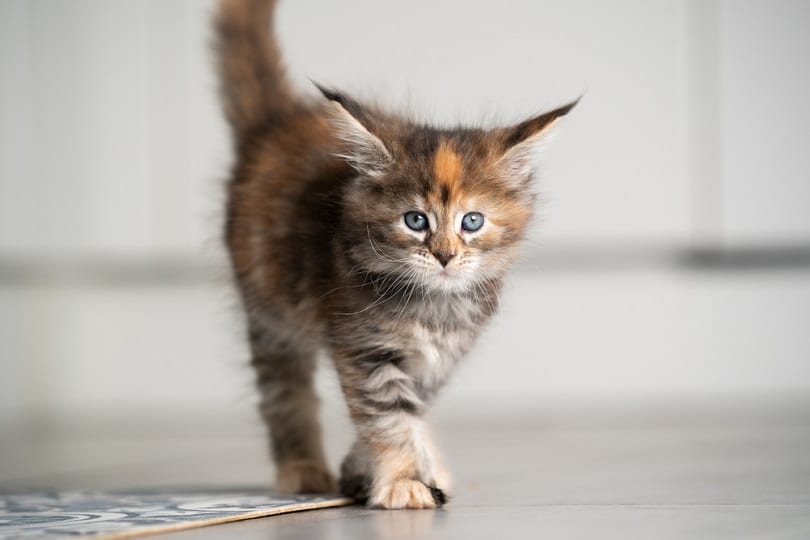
(214, 0, 576, 509)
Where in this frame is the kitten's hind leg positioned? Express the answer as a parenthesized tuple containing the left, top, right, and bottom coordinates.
(249, 322, 335, 494)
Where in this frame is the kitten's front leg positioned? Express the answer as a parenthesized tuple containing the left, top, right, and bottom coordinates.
(335, 351, 448, 509)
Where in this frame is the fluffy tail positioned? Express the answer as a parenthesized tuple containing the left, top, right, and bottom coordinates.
(214, 0, 296, 141)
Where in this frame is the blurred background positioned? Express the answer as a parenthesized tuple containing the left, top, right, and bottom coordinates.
(1, 0, 809, 466)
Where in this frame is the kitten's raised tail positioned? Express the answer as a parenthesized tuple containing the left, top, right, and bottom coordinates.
(214, 0, 295, 142)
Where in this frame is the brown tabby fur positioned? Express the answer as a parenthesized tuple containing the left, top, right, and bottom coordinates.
(215, 0, 576, 509)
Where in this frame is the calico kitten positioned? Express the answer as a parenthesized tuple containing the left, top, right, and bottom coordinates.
(215, 0, 576, 509)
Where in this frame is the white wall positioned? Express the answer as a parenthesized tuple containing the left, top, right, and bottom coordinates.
(0, 0, 230, 257)
(717, 0, 810, 245)
(1, 0, 809, 426)
(5, 269, 809, 425)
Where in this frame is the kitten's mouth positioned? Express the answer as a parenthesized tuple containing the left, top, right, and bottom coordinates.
(435, 267, 464, 284)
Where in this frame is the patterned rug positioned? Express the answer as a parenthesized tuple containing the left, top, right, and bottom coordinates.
(0, 488, 353, 539)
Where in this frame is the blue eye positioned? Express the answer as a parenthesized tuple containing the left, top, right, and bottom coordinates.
(461, 212, 484, 232)
(404, 211, 429, 231)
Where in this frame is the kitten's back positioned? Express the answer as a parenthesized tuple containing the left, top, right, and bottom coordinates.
(215, 0, 354, 316)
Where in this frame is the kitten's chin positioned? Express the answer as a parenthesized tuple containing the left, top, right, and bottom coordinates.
(425, 269, 473, 294)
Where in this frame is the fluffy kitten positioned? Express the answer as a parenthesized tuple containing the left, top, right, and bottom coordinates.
(215, 0, 576, 509)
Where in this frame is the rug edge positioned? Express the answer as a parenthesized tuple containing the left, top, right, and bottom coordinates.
(92, 497, 356, 540)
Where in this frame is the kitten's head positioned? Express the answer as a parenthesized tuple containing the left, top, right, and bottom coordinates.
(319, 85, 577, 294)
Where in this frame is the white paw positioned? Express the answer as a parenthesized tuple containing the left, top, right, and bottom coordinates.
(368, 479, 446, 509)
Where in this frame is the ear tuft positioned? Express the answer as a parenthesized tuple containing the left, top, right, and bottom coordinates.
(313, 82, 357, 116)
(314, 82, 392, 176)
(497, 97, 580, 181)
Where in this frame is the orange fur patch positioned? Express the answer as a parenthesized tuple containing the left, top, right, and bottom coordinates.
(433, 141, 463, 198)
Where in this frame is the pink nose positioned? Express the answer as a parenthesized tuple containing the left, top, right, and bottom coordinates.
(432, 251, 455, 267)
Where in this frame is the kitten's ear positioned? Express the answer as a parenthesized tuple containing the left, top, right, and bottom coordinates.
(314, 83, 392, 177)
(496, 98, 580, 180)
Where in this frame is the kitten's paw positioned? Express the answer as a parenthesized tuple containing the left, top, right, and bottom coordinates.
(277, 460, 336, 494)
(368, 479, 447, 509)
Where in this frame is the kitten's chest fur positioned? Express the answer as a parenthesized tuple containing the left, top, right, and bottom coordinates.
(331, 278, 499, 397)
(405, 317, 475, 397)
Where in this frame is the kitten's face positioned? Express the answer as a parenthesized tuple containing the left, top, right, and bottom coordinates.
(345, 136, 534, 294)
(322, 87, 577, 295)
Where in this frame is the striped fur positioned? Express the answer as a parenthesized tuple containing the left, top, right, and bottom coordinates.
(214, 0, 575, 509)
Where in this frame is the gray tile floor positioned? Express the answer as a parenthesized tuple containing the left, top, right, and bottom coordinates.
(2, 399, 809, 539)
